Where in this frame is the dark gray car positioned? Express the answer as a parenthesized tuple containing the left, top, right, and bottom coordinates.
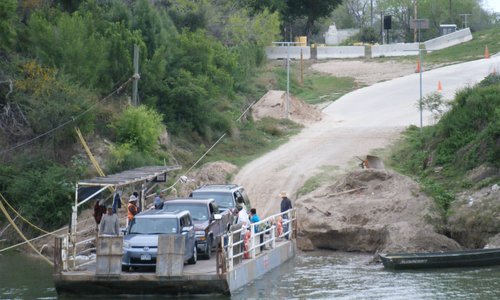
(122, 209, 197, 271)
(163, 199, 230, 259)
(190, 184, 251, 213)
(190, 184, 252, 225)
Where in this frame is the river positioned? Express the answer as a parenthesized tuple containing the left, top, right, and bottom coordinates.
(2, 250, 500, 299)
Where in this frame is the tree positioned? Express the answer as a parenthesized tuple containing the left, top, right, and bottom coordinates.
(0, 0, 18, 50)
(282, 0, 343, 40)
(344, 0, 373, 28)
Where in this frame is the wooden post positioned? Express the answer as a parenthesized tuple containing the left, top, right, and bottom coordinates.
(292, 210, 297, 239)
(300, 49, 304, 85)
(54, 236, 63, 274)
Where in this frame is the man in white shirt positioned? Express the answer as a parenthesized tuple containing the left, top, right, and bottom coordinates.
(236, 205, 249, 228)
(99, 206, 120, 236)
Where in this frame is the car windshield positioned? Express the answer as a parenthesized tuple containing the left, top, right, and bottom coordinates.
(164, 203, 209, 221)
(128, 218, 178, 234)
(192, 192, 234, 210)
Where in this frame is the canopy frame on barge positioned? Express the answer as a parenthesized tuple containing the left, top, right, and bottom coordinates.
(69, 165, 181, 270)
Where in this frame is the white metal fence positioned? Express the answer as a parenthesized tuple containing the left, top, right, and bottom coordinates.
(221, 208, 296, 271)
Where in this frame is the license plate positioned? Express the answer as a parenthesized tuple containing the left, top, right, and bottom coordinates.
(140, 254, 151, 261)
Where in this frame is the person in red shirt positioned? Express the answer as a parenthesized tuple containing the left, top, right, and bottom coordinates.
(93, 199, 106, 226)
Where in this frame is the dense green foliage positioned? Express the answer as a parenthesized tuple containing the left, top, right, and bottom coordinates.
(247, 0, 342, 42)
(0, 0, 280, 231)
(389, 74, 500, 214)
(0, 0, 17, 50)
(111, 105, 164, 153)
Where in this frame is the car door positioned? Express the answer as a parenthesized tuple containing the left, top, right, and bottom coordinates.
(240, 188, 251, 210)
(181, 214, 195, 259)
(209, 202, 222, 239)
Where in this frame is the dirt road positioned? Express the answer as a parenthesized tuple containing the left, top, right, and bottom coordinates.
(235, 57, 500, 217)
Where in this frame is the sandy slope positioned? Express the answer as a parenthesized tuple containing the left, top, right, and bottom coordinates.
(235, 56, 500, 218)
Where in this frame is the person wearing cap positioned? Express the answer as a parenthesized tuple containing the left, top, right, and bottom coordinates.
(99, 206, 120, 236)
(280, 191, 292, 213)
(153, 192, 164, 210)
(127, 195, 139, 222)
(279, 191, 292, 239)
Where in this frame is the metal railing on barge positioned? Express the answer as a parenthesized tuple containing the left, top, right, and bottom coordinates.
(217, 208, 297, 273)
(55, 208, 297, 274)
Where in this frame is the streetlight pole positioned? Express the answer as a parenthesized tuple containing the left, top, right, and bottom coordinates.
(419, 49, 423, 131)
(406, 48, 430, 131)
(272, 41, 302, 119)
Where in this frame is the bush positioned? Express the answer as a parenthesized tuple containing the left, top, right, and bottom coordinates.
(107, 143, 161, 173)
(389, 75, 500, 216)
(110, 105, 164, 153)
(357, 27, 378, 43)
(0, 161, 77, 230)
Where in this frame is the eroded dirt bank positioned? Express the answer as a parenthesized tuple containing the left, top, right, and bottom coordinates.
(295, 169, 461, 253)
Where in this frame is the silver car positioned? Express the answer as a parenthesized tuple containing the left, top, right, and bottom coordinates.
(122, 209, 197, 271)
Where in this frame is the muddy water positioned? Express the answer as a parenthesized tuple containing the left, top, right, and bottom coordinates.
(2, 250, 500, 299)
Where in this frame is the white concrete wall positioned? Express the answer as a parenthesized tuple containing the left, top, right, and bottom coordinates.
(265, 46, 311, 60)
(424, 28, 473, 51)
(325, 29, 359, 45)
(371, 43, 420, 58)
(317, 46, 365, 59)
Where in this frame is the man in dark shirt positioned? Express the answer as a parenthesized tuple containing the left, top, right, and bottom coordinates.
(280, 191, 292, 213)
(279, 191, 292, 239)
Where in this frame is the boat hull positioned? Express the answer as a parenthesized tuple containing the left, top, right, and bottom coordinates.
(380, 248, 500, 270)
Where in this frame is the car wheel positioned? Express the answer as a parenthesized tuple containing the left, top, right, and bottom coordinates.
(122, 265, 129, 272)
(188, 244, 197, 264)
(204, 236, 212, 260)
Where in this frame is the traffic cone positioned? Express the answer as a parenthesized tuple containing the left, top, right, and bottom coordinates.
(437, 80, 442, 92)
(415, 61, 421, 73)
(485, 45, 490, 59)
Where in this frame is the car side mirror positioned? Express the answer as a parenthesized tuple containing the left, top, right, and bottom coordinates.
(214, 214, 222, 220)
(182, 226, 191, 233)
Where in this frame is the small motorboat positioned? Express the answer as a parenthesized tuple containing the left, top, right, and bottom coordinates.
(379, 248, 500, 270)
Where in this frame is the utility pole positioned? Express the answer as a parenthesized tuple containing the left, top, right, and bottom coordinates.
(414, 0, 418, 43)
(370, 0, 373, 26)
(300, 49, 304, 85)
(449, 0, 452, 23)
(132, 44, 140, 106)
(381, 12, 384, 44)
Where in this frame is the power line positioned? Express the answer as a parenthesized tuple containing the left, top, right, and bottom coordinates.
(0, 76, 135, 156)
(159, 99, 258, 194)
